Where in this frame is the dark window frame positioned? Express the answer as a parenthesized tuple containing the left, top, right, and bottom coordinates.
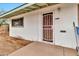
(12, 17, 24, 27)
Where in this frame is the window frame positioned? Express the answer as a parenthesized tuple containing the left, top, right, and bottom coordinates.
(11, 17, 24, 27)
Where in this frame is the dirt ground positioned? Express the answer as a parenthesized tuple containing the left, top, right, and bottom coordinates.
(0, 33, 32, 56)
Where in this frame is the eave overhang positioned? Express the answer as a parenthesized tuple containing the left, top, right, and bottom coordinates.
(0, 3, 57, 19)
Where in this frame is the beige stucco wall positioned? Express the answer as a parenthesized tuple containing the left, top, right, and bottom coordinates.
(8, 4, 78, 49)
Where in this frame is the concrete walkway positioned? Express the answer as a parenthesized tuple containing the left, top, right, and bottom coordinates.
(9, 42, 77, 56)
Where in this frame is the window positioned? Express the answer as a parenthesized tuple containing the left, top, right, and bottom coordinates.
(12, 17, 24, 27)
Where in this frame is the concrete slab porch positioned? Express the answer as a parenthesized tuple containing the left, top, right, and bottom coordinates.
(9, 41, 77, 56)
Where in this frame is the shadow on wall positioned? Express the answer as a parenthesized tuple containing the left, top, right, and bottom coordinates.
(15, 35, 25, 39)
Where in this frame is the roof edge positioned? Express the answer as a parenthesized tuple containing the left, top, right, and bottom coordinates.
(0, 3, 35, 18)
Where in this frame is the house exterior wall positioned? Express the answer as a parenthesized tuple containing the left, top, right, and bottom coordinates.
(8, 4, 78, 49)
